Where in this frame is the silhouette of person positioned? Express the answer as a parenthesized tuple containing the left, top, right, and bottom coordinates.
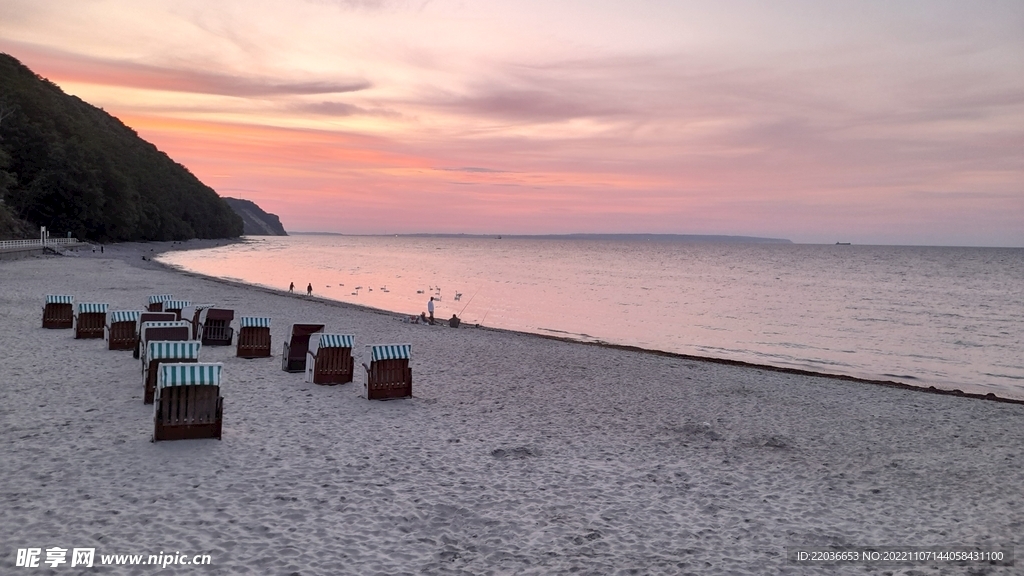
(306, 283, 313, 296)
(289, 282, 294, 293)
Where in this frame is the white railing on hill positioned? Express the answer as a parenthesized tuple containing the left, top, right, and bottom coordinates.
(0, 237, 81, 250)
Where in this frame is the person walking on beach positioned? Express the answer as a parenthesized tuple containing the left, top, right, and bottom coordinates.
(289, 282, 294, 293)
(307, 283, 313, 296)
(427, 297, 435, 324)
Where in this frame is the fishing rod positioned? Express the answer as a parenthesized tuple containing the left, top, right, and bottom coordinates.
(458, 291, 478, 317)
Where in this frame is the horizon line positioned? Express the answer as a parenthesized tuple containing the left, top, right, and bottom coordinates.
(259, 231, 1024, 248)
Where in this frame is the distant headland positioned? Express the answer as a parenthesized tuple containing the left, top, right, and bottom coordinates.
(222, 198, 288, 236)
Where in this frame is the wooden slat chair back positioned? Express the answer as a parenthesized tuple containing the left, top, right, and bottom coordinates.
(139, 322, 191, 369)
(132, 313, 177, 358)
(362, 344, 412, 400)
(282, 323, 325, 372)
(305, 334, 355, 385)
(74, 303, 108, 339)
(42, 295, 74, 329)
(201, 309, 235, 346)
(153, 362, 223, 442)
(144, 340, 201, 404)
(162, 300, 191, 321)
(237, 317, 272, 358)
(147, 294, 173, 312)
(106, 310, 142, 350)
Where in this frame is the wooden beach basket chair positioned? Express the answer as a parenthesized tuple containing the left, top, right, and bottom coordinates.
(106, 310, 142, 351)
(362, 344, 412, 400)
(138, 321, 191, 369)
(282, 323, 325, 372)
(188, 305, 214, 340)
(132, 312, 177, 358)
(163, 300, 191, 321)
(42, 295, 74, 329)
(237, 316, 272, 358)
(201, 308, 234, 346)
(153, 362, 223, 442)
(143, 340, 201, 404)
(305, 334, 355, 385)
(74, 303, 108, 339)
(147, 294, 173, 312)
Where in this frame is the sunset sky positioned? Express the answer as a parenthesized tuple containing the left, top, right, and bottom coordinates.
(1, 0, 1021, 246)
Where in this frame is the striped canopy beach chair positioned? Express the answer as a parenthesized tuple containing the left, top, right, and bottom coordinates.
(144, 340, 201, 404)
(42, 295, 74, 329)
(163, 300, 191, 321)
(147, 294, 173, 312)
(153, 362, 223, 442)
(237, 317, 272, 358)
(106, 310, 142, 350)
(132, 312, 177, 358)
(282, 323, 325, 372)
(201, 308, 234, 346)
(305, 333, 355, 385)
(74, 303, 109, 339)
(188, 304, 214, 340)
(362, 344, 412, 400)
(139, 320, 191, 369)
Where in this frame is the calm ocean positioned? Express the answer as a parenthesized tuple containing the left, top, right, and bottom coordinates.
(157, 235, 1024, 400)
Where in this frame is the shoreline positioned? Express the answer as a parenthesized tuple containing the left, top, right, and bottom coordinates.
(137, 237, 1023, 406)
(2, 246, 1022, 574)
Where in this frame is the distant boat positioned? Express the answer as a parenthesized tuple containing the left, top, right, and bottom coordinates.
(836, 242, 851, 245)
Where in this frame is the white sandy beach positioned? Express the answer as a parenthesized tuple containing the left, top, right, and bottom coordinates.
(1, 243, 1022, 575)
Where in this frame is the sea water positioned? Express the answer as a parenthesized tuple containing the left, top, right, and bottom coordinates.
(158, 235, 1024, 400)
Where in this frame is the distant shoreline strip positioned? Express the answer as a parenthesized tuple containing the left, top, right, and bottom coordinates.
(148, 247, 1023, 406)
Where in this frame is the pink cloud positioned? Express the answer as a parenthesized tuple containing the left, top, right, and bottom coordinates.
(0, 40, 368, 96)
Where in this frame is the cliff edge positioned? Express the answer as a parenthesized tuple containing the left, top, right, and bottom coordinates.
(222, 198, 288, 236)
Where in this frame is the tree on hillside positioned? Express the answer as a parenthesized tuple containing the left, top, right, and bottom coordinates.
(0, 95, 14, 133)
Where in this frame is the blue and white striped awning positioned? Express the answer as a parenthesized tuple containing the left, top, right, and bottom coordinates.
(240, 317, 271, 328)
(369, 344, 412, 362)
(77, 303, 109, 314)
(156, 362, 222, 389)
(147, 340, 201, 361)
(164, 300, 191, 310)
(148, 294, 173, 304)
(140, 320, 192, 331)
(109, 310, 143, 324)
(45, 295, 74, 304)
(319, 334, 355, 349)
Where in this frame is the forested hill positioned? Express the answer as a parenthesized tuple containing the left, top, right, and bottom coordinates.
(0, 53, 243, 241)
